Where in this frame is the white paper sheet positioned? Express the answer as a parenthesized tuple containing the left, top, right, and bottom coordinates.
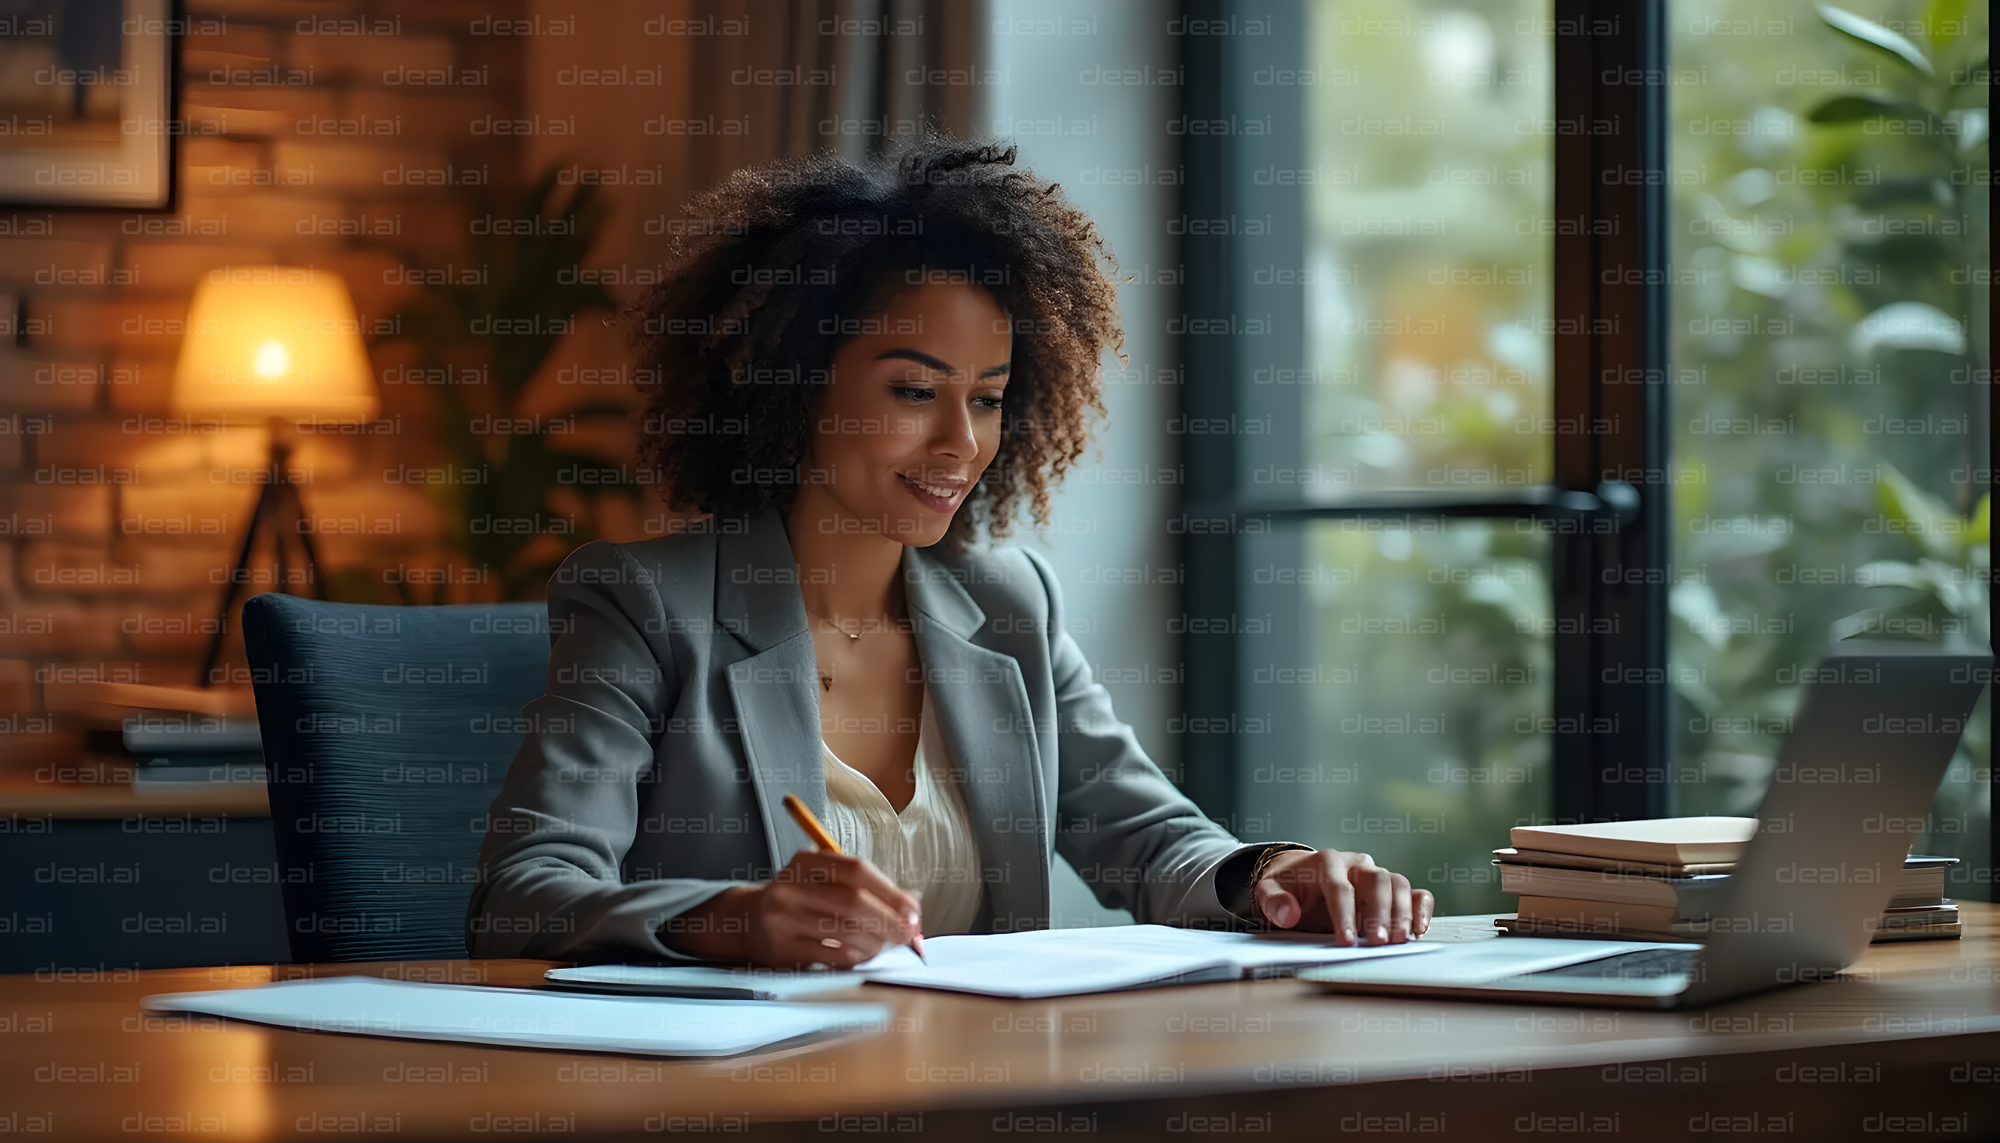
(140, 976, 891, 1057)
(851, 924, 1447, 998)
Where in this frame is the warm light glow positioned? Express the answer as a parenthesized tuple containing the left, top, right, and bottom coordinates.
(252, 340, 291, 379)
(171, 266, 378, 422)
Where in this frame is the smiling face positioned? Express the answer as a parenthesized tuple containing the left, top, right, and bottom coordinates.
(794, 281, 1012, 548)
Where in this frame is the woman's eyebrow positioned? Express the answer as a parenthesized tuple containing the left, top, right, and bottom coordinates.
(875, 348, 954, 373)
(875, 349, 1012, 380)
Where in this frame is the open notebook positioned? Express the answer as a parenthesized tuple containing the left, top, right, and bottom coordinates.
(549, 924, 1444, 1000)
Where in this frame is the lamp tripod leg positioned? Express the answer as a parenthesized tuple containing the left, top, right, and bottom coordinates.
(198, 475, 281, 688)
(282, 480, 327, 602)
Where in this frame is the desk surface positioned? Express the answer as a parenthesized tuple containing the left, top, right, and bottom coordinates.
(4, 905, 1996, 1141)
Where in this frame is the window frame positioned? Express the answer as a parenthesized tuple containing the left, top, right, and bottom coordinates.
(1173, 0, 1673, 830)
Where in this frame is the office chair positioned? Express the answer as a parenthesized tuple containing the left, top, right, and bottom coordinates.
(242, 594, 551, 963)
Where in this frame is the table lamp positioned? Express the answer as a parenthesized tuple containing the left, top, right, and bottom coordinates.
(170, 266, 379, 687)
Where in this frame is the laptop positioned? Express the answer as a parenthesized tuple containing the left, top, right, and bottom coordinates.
(1301, 640, 1991, 1009)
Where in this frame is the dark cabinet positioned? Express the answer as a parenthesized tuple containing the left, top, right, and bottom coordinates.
(1, 815, 292, 972)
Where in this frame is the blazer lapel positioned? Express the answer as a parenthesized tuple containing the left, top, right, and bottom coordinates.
(902, 546, 1052, 930)
(714, 511, 1052, 929)
(716, 513, 826, 869)
(714, 511, 810, 656)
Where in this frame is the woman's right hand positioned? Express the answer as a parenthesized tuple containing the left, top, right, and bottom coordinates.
(660, 850, 924, 968)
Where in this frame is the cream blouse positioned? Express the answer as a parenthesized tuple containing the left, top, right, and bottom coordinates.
(820, 688, 985, 935)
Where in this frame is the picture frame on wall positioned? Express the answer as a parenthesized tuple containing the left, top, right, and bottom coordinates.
(0, 0, 178, 210)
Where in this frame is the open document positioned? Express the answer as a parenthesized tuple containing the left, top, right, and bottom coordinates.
(848, 924, 1445, 999)
(141, 975, 891, 1057)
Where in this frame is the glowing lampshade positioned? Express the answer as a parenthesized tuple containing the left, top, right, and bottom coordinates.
(171, 266, 378, 422)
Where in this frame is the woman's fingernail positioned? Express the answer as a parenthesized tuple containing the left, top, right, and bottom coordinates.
(1371, 923, 1386, 943)
(1342, 926, 1355, 943)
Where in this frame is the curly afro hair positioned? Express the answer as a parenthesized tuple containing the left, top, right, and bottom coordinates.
(628, 134, 1122, 548)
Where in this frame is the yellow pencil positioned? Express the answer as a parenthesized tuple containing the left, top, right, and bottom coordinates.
(783, 793, 927, 964)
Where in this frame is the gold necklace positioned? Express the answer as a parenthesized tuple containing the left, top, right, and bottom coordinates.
(803, 605, 859, 692)
(803, 606, 863, 642)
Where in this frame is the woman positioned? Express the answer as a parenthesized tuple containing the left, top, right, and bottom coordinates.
(466, 137, 1434, 967)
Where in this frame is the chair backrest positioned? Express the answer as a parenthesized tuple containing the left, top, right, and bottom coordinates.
(243, 593, 550, 963)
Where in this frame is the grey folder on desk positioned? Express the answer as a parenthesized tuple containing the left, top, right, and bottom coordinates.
(544, 965, 868, 1001)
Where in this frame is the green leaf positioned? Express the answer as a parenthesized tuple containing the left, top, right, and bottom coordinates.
(1844, 233, 1950, 268)
(1855, 560, 1927, 590)
(1806, 94, 1902, 122)
(1851, 177, 1951, 208)
(1874, 466, 1961, 562)
(1850, 300, 1968, 355)
(1832, 602, 1957, 642)
(1969, 493, 1991, 547)
(1922, 0, 1967, 48)
(1817, 3, 1936, 77)
(1948, 59, 1988, 108)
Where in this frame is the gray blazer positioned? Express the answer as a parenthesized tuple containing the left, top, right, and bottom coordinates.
(465, 508, 1268, 962)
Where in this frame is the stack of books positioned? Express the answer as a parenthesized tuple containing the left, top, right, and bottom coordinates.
(1493, 817, 1961, 943)
(43, 680, 267, 793)
(124, 714, 266, 793)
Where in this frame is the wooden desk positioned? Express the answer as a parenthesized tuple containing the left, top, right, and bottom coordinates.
(4, 906, 1996, 1142)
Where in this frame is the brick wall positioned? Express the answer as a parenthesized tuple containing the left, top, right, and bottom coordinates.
(0, 0, 531, 776)
(0, 0, 988, 785)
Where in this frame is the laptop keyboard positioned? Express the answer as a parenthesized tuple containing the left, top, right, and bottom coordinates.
(1525, 948, 1700, 980)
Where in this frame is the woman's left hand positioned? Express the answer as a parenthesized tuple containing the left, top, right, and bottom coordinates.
(1253, 849, 1435, 944)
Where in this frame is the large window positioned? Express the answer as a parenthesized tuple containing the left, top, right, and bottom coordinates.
(1181, 0, 1991, 910)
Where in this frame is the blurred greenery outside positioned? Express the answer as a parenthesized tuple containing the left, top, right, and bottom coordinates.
(1260, 0, 1991, 912)
(1666, 0, 1988, 894)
